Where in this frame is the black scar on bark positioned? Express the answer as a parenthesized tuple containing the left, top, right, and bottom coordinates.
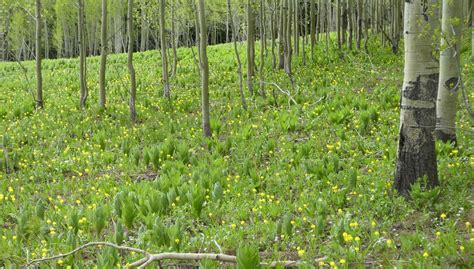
(434, 129, 457, 146)
(445, 77, 459, 92)
(395, 73, 439, 197)
(403, 73, 438, 102)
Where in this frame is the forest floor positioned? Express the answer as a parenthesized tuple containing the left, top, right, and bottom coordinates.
(0, 36, 473, 268)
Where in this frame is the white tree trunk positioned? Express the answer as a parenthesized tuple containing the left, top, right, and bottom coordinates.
(394, 0, 439, 196)
(435, 0, 464, 144)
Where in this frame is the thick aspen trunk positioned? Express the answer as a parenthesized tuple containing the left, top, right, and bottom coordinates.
(127, 0, 137, 123)
(198, 0, 211, 137)
(435, 0, 464, 144)
(35, 0, 43, 109)
(99, 0, 107, 109)
(394, 0, 439, 196)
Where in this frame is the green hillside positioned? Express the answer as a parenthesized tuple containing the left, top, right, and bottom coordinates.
(0, 37, 473, 268)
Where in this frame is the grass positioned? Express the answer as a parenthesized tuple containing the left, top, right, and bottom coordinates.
(0, 34, 473, 268)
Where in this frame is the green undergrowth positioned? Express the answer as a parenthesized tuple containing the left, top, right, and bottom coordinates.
(0, 35, 473, 268)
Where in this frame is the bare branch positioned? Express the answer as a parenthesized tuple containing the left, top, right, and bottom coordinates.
(260, 80, 298, 108)
(24, 242, 149, 268)
(24, 240, 326, 268)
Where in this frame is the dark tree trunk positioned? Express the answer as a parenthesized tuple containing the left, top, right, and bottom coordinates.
(198, 0, 211, 137)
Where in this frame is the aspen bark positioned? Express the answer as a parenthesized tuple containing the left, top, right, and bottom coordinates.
(278, 0, 285, 69)
(394, 0, 439, 196)
(310, 0, 316, 60)
(294, 0, 299, 56)
(302, 0, 307, 65)
(247, 0, 255, 96)
(159, 0, 170, 99)
(99, 0, 107, 109)
(336, 0, 341, 49)
(35, 0, 43, 109)
(259, 0, 266, 96)
(114, 0, 123, 53)
(127, 0, 137, 123)
(227, 0, 248, 110)
(348, 0, 353, 49)
(284, 0, 292, 75)
(171, 2, 178, 77)
(44, 17, 49, 59)
(78, 0, 88, 108)
(140, 0, 148, 52)
(271, 1, 276, 69)
(435, 0, 464, 144)
(198, 0, 211, 137)
(356, 0, 361, 50)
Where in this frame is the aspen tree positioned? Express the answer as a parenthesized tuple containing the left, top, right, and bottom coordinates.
(198, 0, 211, 137)
(159, 0, 170, 99)
(35, 0, 43, 109)
(227, 0, 248, 110)
(435, 0, 463, 144)
(78, 0, 88, 108)
(247, 0, 255, 96)
(394, 0, 439, 196)
(99, 0, 107, 109)
(127, 0, 137, 123)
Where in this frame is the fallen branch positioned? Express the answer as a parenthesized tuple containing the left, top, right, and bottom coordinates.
(131, 252, 237, 268)
(24, 242, 148, 268)
(24, 241, 326, 268)
(260, 81, 298, 108)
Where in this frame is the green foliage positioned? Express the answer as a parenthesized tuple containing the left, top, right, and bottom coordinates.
(200, 259, 218, 269)
(93, 205, 107, 237)
(187, 184, 206, 218)
(120, 192, 139, 229)
(237, 245, 262, 269)
(410, 178, 442, 210)
(0, 34, 472, 268)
